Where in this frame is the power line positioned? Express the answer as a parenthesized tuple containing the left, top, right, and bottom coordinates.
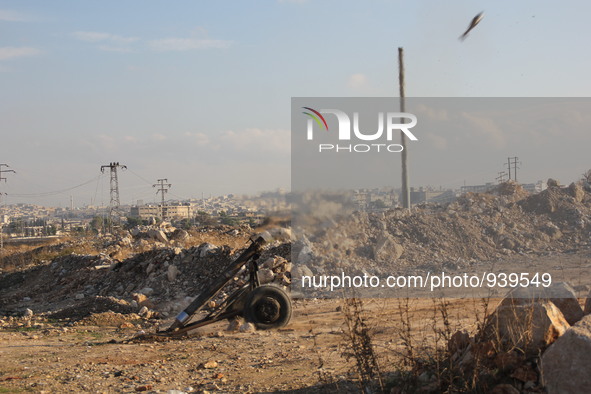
(127, 168, 154, 186)
(9, 175, 101, 198)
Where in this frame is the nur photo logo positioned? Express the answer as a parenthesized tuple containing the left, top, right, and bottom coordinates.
(301, 106, 418, 153)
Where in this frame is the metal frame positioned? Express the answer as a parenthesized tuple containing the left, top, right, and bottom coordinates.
(160, 233, 273, 336)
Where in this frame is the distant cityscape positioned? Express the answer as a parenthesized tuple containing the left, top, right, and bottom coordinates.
(0, 180, 548, 239)
(0, 189, 290, 238)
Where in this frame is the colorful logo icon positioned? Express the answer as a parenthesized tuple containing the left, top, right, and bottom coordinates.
(302, 107, 328, 131)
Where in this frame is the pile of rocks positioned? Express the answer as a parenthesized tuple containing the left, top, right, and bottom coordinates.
(292, 180, 591, 278)
(0, 237, 291, 323)
(441, 282, 591, 393)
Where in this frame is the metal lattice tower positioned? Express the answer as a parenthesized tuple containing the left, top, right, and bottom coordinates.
(153, 178, 171, 221)
(0, 164, 15, 260)
(100, 162, 126, 229)
(0, 164, 16, 183)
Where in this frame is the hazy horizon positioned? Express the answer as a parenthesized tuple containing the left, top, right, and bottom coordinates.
(2, 1, 591, 206)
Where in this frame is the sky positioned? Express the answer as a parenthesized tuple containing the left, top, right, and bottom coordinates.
(1, 0, 591, 207)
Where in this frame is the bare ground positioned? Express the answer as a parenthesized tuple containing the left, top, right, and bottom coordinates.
(0, 296, 487, 394)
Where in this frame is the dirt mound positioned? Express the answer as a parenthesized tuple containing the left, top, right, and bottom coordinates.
(49, 296, 136, 321)
(492, 180, 530, 200)
(0, 231, 291, 320)
(76, 311, 140, 327)
(294, 182, 591, 279)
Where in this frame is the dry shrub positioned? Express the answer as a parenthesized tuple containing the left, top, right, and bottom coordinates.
(341, 295, 384, 393)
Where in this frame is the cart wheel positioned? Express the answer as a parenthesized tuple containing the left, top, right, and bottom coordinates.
(244, 285, 292, 329)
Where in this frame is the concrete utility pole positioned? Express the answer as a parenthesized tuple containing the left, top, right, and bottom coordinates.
(100, 162, 127, 231)
(398, 47, 410, 210)
(505, 157, 520, 182)
(153, 179, 171, 221)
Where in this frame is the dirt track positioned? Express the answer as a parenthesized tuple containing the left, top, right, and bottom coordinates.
(0, 297, 487, 393)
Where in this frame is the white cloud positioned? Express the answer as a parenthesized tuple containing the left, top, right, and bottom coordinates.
(0, 9, 30, 22)
(219, 128, 290, 154)
(95, 134, 117, 151)
(72, 30, 231, 54)
(151, 133, 167, 141)
(0, 47, 41, 61)
(148, 38, 232, 51)
(347, 73, 369, 90)
(416, 104, 449, 122)
(461, 112, 506, 148)
(184, 132, 210, 147)
(73, 31, 138, 44)
(98, 45, 134, 53)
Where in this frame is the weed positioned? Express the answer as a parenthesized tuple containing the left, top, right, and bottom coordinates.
(341, 295, 384, 393)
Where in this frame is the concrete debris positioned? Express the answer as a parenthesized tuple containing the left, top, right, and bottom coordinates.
(226, 316, 244, 332)
(239, 322, 256, 333)
(172, 229, 189, 241)
(291, 264, 313, 281)
(138, 306, 148, 315)
(0, 230, 290, 324)
(139, 287, 154, 296)
(132, 293, 154, 309)
(147, 229, 169, 244)
(568, 182, 585, 202)
(541, 314, 591, 393)
(484, 300, 569, 353)
(167, 265, 179, 282)
(293, 181, 591, 280)
(373, 234, 404, 262)
(199, 243, 218, 257)
(257, 268, 275, 284)
(202, 361, 218, 369)
(500, 282, 584, 326)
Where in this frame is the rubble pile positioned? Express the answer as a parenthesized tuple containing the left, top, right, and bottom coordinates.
(0, 222, 252, 275)
(295, 181, 591, 276)
(410, 282, 591, 393)
(0, 237, 291, 323)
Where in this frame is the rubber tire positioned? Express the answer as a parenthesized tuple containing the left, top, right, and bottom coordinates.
(244, 285, 292, 329)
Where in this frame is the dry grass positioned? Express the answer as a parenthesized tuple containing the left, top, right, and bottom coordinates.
(333, 296, 506, 393)
(341, 295, 385, 393)
(0, 236, 98, 272)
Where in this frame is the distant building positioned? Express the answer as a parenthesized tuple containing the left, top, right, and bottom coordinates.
(410, 187, 455, 205)
(354, 188, 398, 211)
(130, 203, 193, 220)
(460, 182, 495, 194)
(522, 180, 547, 194)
